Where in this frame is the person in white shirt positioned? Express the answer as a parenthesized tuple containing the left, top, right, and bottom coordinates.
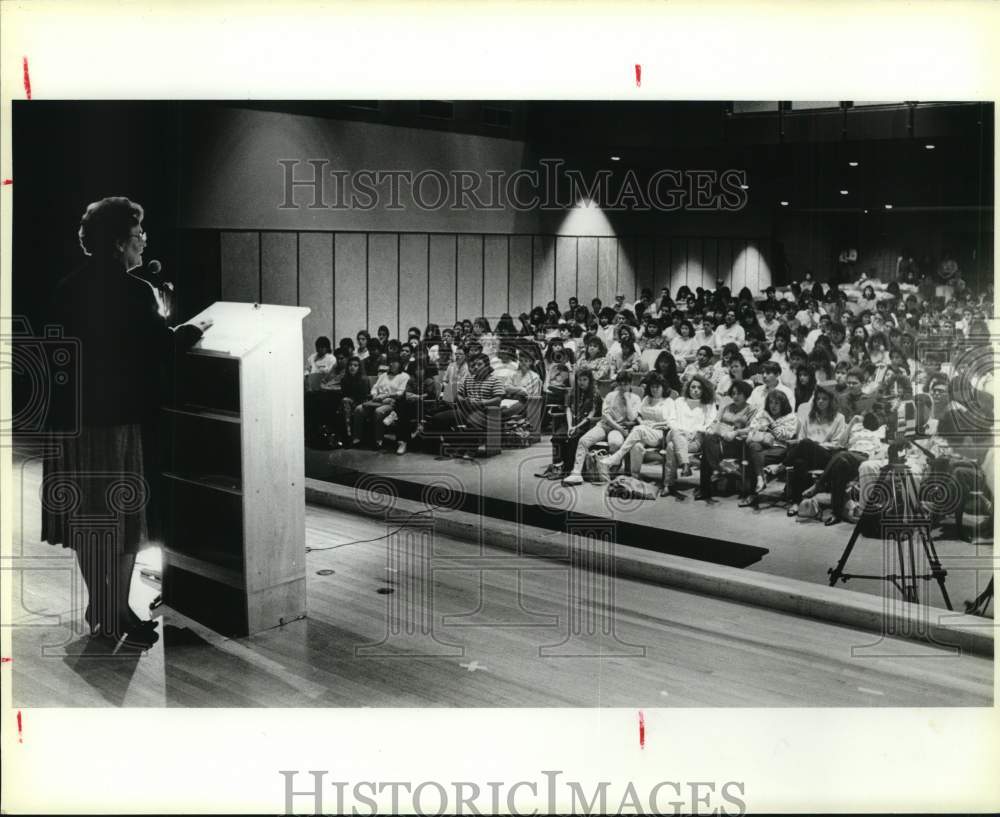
(501, 349, 543, 417)
(597, 373, 676, 484)
(667, 374, 719, 477)
(596, 309, 617, 349)
(669, 320, 699, 366)
(352, 355, 410, 448)
(803, 314, 832, 353)
(563, 371, 641, 485)
(749, 361, 795, 413)
(757, 306, 782, 344)
(712, 308, 745, 351)
(304, 336, 336, 382)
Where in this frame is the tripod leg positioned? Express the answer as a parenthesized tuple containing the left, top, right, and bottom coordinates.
(829, 520, 864, 586)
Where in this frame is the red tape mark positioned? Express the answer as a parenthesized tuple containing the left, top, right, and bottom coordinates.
(0, 657, 12, 662)
(23, 57, 32, 99)
(635, 64, 641, 88)
(1, 180, 12, 186)
(638, 710, 645, 748)
(17, 710, 23, 743)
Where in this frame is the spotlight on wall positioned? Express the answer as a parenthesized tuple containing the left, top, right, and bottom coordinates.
(884, 203, 893, 210)
(839, 189, 849, 195)
(848, 161, 859, 167)
(610, 155, 621, 161)
(925, 144, 936, 150)
(779, 200, 789, 206)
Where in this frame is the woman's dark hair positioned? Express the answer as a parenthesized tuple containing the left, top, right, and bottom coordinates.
(614, 369, 633, 386)
(529, 306, 546, 327)
(495, 313, 518, 337)
(794, 363, 817, 407)
(676, 285, 693, 301)
(598, 306, 616, 323)
(863, 285, 876, 299)
(544, 338, 576, 366)
(423, 323, 441, 342)
(868, 331, 889, 352)
(811, 282, 825, 301)
(807, 347, 834, 381)
(684, 373, 715, 404)
(765, 389, 793, 418)
(642, 372, 665, 397)
(584, 335, 608, 358)
(338, 336, 354, 352)
(737, 286, 754, 302)
(809, 385, 838, 423)
(652, 350, 682, 393)
(729, 379, 754, 400)
(474, 317, 493, 333)
(573, 366, 596, 393)
(78, 196, 144, 258)
(678, 319, 694, 337)
(619, 337, 637, 357)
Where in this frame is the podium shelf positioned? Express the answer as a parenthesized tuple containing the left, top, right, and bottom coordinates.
(163, 471, 243, 496)
(163, 547, 244, 589)
(164, 405, 241, 425)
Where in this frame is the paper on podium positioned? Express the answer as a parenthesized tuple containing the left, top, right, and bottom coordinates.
(184, 301, 310, 357)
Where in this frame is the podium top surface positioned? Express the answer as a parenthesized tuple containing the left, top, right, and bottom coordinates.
(186, 301, 310, 358)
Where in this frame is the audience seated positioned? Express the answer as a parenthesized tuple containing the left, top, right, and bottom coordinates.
(299, 261, 992, 543)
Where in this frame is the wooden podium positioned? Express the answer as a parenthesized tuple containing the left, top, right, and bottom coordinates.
(161, 302, 310, 636)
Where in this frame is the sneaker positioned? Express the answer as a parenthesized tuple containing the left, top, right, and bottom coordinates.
(383, 411, 398, 426)
(396, 441, 407, 455)
(562, 473, 583, 486)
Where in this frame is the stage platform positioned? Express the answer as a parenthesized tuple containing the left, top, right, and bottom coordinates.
(305, 440, 995, 611)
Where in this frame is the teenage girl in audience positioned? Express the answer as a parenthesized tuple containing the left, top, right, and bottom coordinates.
(669, 320, 699, 365)
(695, 380, 756, 502)
(540, 366, 602, 479)
(562, 370, 640, 486)
(793, 364, 817, 410)
(668, 374, 718, 478)
(352, 355, 409, 448)
(783, 384, 846, 514)
(741, 389, 800, 505)
(645, 351, 683, 397)
(580, 336, 612, 381)
(598, 373, 676, 488)
(339, 356, 371, 445)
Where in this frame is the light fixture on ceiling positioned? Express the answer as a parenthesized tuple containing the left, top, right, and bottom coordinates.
(863, 209, 869, 214)
(849, 161, 859, 167)
(839, 189, 849, 195)
(884, 204, 893, 210)
(779, 200, 789, 206)
(925, 144, 936, 150)
(739, 184, 749, 190)
(610, 155, 621, 161)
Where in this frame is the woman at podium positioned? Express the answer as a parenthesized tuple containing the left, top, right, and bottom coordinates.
(41, 197, 212, 649)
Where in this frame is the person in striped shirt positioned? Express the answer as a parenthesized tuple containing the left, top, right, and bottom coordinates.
(422, 353, 506, 454)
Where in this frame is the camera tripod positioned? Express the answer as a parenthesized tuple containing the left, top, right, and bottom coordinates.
(828, 461, 953, 610)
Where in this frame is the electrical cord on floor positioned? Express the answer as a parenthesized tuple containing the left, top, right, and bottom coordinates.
(304, 505, 443, 552)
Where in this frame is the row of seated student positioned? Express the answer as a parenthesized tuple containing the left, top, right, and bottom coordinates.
(302, 275, 993, 519)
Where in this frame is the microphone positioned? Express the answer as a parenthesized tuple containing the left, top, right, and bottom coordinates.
(143, 259, 173, 292)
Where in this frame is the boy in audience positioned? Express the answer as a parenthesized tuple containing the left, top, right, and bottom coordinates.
(713, 308, 745, 351)
(758, 302, 781, 344)
(748, 361, 795, 412)
(423, 353, 506, 457)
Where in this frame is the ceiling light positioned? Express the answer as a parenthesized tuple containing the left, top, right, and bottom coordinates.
(779, 200, 789, 206)
(610, 155, 621, 161)
(925, 144, 935, 150)
(884, 204, 893, 210)
(739, 184, 749, 190)
(839, 189, 849, 195)
(848, 161, 859, 167)
(863, 209, 869, 214)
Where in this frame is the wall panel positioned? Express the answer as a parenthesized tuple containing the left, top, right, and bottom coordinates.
(483, 236, 509, 321)
(220, 232, 260, 303)
(554, 236, 577, 307)
(597, 237, 617, 306)
(261, 232, 297, 306)
(368, 233, 399, 337)
(508, 236, 533, 317)
(618, 237, 637, 301)
(298, 232, 333, 355)
(334, 233, 367, 341)
(399, 234, 429, 336)
(577, 238, 598, 307)
(654, 236, 671, 294)
(457, 235, 485, 322)
(532, 236, 555, 308)
(428, 234, 458, 327)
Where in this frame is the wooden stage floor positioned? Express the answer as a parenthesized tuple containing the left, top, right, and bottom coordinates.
(9, 451, 994, 707)
(306, 441, 995, 612)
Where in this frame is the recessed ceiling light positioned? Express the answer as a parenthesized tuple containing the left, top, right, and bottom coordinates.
(739, 184, 749, 190)
(884, 204, 893, 210)
(848, 161, 859, 167)
(925, 144, 935, 150)
(610, 155, 621, 161)
(779, 200, 789, 206)
(863, 209, 869, 214)
(840, 189, 849, 195)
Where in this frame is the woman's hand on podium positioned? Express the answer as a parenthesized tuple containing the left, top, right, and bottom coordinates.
(193, 317, 214, 333)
